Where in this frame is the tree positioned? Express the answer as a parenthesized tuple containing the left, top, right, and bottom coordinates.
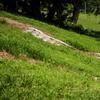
(84, 0, 100, 14)
(0, 0, 84, 24)
(2, 0, 16, 12)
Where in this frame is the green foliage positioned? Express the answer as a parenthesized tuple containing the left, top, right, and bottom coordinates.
(86, 0, 100, 14)
(0, 0, 82, 24)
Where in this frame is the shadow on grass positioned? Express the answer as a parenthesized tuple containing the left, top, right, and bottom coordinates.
(44, 19, 100, 39)
(63, 24, 100, 38)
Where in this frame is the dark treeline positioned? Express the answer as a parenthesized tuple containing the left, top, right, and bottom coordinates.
(0, 0, 100, 25)
(0, 0, 84, 24)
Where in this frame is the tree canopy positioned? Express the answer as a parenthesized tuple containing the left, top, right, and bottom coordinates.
(0, 0, 100, 25)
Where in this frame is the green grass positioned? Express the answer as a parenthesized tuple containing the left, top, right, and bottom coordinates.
(0, 12, 100, 99)
(0, 23, 100, 77)
(78, 13, 100, 31)
(0, 11, 100, 52)
(0, 58, 100, 100)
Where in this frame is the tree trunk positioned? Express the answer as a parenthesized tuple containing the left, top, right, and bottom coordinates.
(47, 4, 56, 21)
(72, 6, 80, 24)
(4, 0, 16, 12)
(30, 0, 41, 19)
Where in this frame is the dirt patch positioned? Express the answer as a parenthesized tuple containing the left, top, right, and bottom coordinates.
(0, 51, 15, 59)
(0, 51, 42, 64)
(0, 17, 71, 47)
(18, 54, 43, 64)
(78, 50, 100, 60)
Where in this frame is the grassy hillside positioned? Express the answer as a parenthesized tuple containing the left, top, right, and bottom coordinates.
(0, 12, 100, 52)
(0, 12, 100, 99)
(78, 14, 100, 32)
(0, 58, 100, 100)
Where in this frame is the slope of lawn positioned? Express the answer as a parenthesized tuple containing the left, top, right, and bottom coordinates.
(78, 13, 100, 32)
(0, 22, 100, 76)
(0, 11, 100, 52)
(0, 13, 100, 99)
(0, 58, 100, 100)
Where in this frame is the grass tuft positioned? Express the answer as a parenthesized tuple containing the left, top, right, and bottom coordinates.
(0, 18, 7, 24)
